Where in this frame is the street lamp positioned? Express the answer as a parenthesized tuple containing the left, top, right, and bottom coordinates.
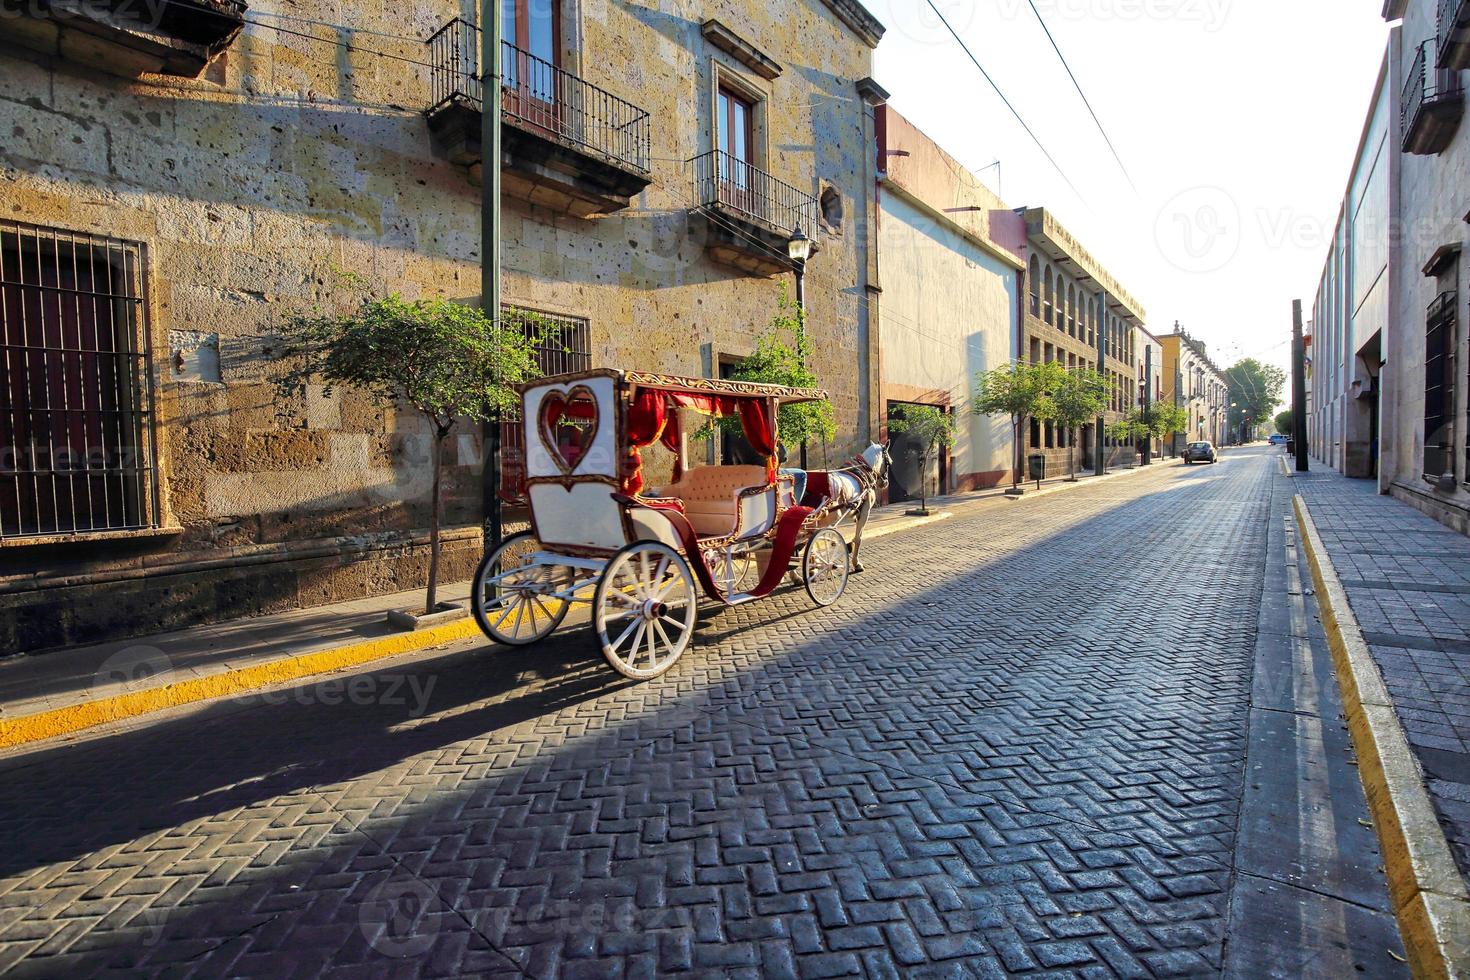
(787, 225, 812, 314)
(788, 226, 813, 468)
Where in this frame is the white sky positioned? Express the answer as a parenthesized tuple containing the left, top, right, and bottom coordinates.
(862, 0, 1391, 378)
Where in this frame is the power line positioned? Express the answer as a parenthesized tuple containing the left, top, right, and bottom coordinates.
(921, 0, 1084, 203)
(1022, 0, 1136, 193)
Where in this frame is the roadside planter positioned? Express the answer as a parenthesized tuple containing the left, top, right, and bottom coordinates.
(386, 602, 468, 631)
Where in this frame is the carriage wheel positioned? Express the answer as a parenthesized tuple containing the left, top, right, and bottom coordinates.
(593, 541, 698, 680)
(707, 548, 757, 596)
(472, 532, 570, 646)
(802, 528, 850, 607)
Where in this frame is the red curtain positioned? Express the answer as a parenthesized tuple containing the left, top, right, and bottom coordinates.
(660, 410, 684, 484)
(623, 389, 668, 495)
(625, 388, 779, 493)
(739, 398, 778, 482)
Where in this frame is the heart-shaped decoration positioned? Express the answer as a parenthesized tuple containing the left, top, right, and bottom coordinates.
(538, 385, 600, 479)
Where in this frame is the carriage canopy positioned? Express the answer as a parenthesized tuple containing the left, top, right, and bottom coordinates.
(520, 369, 827, 497)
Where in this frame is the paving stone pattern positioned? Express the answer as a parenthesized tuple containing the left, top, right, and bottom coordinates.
(1294, 468, 1470, 889)
(0, 455, 1274, 978)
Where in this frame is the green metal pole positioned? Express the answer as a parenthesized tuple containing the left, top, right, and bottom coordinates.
(1142, 342, 1152, 465)
(1292, 299, 1309, 472)
(481, 1, 503, 550)
(1094, 291, 1107, 476)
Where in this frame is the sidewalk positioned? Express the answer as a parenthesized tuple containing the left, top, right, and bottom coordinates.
(1291, 461, 1470, 899)
(0, 461, 1152, 751)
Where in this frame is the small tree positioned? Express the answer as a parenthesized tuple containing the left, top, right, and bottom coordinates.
(1049, 369, 1108, 481)
(719, 286, 836, 457)
(1124, 403, 1185, 459)
(1107, 416, 1146, 465)
(1275, 409, 1293, 435)
(887, 405, 957, 514)
(973, 361, 1065, 490)
(279, 295, 542, 617)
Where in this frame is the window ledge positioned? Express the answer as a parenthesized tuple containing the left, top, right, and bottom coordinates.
(701, 20, 782, 80)
(0, 526, 185, 549)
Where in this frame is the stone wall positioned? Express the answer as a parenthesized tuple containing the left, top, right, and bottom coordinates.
(0, 0, 879, 653)
(1383, 4, 1470, 530)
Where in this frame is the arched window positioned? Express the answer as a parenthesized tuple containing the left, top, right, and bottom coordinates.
(819, 186, 844, 232)
(1054, 273, 1064, 331)
(1029, 256, 1040, 318)
(1066, 284, 1076, 336)
(1043, 266, 1054, 325)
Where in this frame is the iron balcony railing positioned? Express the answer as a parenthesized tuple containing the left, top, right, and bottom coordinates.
(1403, 38, 1464, 130)
(425, 18, 651, 174)
(691, 149, 819, 239)
(1441, 0, 1469, 62)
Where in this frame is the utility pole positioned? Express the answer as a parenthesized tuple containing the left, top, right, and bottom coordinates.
(1142, 343, 1152, 465)
(1292, 299, 1309, 472)
(1095, 291, 1107, 476)
(480, 1, 504, 550)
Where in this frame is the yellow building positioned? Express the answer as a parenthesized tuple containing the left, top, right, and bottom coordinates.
(1160, 328, 1230, 453)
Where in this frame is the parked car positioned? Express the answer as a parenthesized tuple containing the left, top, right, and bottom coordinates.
(1183, 441, 1217, 464)
(1268, 433, 1288, 446)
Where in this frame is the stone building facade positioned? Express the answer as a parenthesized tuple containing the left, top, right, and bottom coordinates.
(1160, 329, 1229, 452)
(1019, 207, 1146, 477)
(874, 107, 1023, 499)
(1135, 325, 1165, 460)
(1376, 0, 1470, 533)
(1307, 53, 1390, 479)
(0, 0, 884, 653)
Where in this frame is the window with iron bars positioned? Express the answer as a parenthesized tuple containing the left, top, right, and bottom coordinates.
(1425, 287, 1457, 481)
(499, 307, 591, 502)
(1, 222, 159, 538)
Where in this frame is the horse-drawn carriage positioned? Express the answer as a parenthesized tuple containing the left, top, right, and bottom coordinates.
(470, 369, 890, 679)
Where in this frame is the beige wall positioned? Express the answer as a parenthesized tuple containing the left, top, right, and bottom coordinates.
(876, 108, 1020, 491)
(0, 0, 879, 651)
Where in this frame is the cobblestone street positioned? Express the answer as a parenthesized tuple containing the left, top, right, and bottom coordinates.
(0, 448, 1406, 977)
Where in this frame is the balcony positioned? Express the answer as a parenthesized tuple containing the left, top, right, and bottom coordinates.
(689, 150, 820, 277)
(5, 0, 246, 77)
(1402, 38, 1464, 155)
(424, 19, 652, 218)
(1440, 0, 1470, 70)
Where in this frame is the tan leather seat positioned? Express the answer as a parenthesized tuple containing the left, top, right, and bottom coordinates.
(658, 465, 770, 537)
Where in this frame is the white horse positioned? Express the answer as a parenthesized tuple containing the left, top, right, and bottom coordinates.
(811, 442, 891, 573)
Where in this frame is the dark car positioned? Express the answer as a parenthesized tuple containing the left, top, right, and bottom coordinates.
(1183, 441, 1217, 464)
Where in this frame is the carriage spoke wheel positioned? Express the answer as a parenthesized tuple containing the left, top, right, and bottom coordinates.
(594, 541, 697, 680)
(707, 548, 757, 596)
(802, 528, 850, 607)
(472, 532, 570, 646)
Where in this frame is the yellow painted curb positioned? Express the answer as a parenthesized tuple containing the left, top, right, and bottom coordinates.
(0, 618, 484, 751)
(1294, 494, 1470, 979)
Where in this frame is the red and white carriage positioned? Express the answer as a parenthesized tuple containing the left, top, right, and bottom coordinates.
(470, 369, 878, 679)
